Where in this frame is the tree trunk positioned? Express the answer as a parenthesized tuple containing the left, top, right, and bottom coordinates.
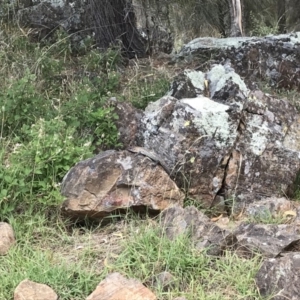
(133, 0, 173, 54)
(227, 0, 243, 36)
(88, 0, 146, 58)
(277, 0, 286, 33)
(217, 0, 228, 37)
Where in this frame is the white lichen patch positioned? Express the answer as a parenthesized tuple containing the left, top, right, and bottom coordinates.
(116, 156, 133, 171)
(282, 115, 300, 152)
(182, 96, 229, 112)
(246, 115, 270, 156)
(40, 0, 65, 7)
(207, 65, 248, 98)
(184, 70, 205, 91)
(180, 97, 237, 148)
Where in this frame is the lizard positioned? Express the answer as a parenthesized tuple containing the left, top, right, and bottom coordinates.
(127, 146, 171, 175)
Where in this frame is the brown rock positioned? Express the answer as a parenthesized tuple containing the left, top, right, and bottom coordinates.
(152, 271, 175, 291)
(0, 222, 15, 255)
(86, 272, 156, 300)
(14, 279, 58, 300)
(61, 150, 184, 220)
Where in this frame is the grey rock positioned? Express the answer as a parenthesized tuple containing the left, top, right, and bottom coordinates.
(177, 33, 300, 91)
(256, 253, 300, 300)
(234, 223, 300, 258)
(160, 206, 237, 256)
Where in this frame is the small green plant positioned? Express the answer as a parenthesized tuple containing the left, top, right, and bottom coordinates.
(246, 209, 288, 225)
(81, 47, 122, 73)
(128, 76, 170, 110)
(249, 11, 279, 36)
(0, 71, 53, 137)
(0, 118, 93, 216)
(87, 106, 121, 150)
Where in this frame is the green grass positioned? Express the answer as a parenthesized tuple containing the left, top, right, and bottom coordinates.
(109, 220, 267, 300)
(1, 214, 269, 300)
(0, 213, 103, 299)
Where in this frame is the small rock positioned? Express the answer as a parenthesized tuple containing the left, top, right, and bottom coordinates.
(14, 279, 58, 300)
(153, 271, 175, 291)
(0, 222, 15, 255)
(160, 206, 237, 256)
(244, 197, 294, 220)
(86, 272, 156, 300)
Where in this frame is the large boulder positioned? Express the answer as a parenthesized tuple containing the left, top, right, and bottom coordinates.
(137, 64, 300, 210)
(61, 63, 300, 214)
(16, 0, 93, 46)
(176, 33, 300, 91)
(61, 150, 184, 220)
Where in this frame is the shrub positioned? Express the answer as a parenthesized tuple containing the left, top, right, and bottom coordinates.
(0, 118, 93, 217)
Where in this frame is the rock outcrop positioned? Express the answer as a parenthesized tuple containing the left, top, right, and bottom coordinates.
(137, 64, 300, 210)
(62, 62, 300, 217)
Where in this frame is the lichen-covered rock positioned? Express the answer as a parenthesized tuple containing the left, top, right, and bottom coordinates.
(142, 94, 242, 206)
(141, 64, 300, 209)
(17, 0, 93, 47)
(177, 33, 300, 91)
(226, 89, 300, 207)
(61, 150, 184, 220)
(256, 253, 300, 300)
(234, 223, 300, 258)
(141, 65, 247, 206)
